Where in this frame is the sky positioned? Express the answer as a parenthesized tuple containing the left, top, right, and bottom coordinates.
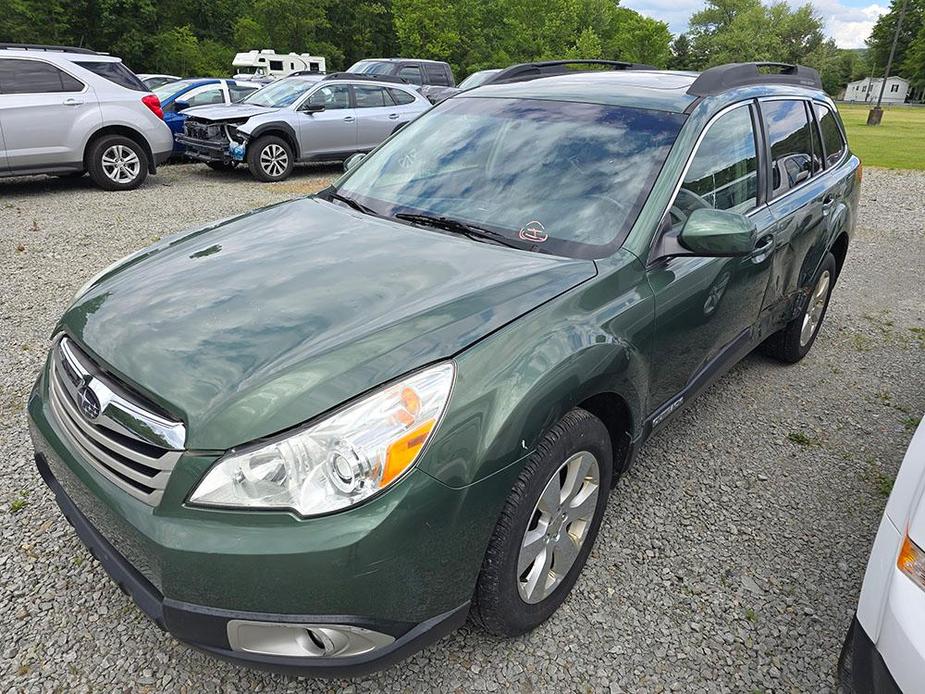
(620, 0, 890, 48)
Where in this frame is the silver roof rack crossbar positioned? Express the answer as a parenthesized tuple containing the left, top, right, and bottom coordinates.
(0, 43, 100, 55)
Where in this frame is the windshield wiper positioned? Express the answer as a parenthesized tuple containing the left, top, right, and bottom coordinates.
(394, 213, 521, 249)
(326, 190, 380, 217)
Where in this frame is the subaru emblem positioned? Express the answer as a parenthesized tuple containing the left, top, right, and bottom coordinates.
(77, 382, 102, 420)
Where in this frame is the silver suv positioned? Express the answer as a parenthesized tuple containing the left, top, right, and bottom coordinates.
(177, 73, 431, 182)
(0, 44, 173, 190)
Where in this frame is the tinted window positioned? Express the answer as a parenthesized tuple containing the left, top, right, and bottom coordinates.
(398, 65, 423, 85)
(815, 104, 847, 168)
(808, 105, 824, 174)
(306, 84, 350, 110)
(424, 64, 449, 85)
(269, 60, 283, 71)
(354, 85, 391, 108)
(762, 100, 814, 198)
(349, 61, 393, 75)
(229, 84, 257, 102)
(74, 61, 146, 91)
(388, 87, 415, 105)
(338, 98, 685, 259)
(672, 106, 758, 227)
(0, 59, 84, 94)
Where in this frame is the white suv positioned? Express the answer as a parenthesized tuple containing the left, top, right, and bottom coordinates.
(0, 43, 173, 190)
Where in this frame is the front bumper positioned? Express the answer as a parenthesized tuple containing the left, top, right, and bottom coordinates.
(34, 451, 468, 677)
(839, 616, 902, 694)
(175, 134, 233, 164)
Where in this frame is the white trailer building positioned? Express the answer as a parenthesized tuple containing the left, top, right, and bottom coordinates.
(844, 76, 910, 104)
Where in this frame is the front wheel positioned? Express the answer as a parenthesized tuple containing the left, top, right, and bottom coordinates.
(760, 252, 837, 363)
(247, 136, 294, 182)
(472, 408, 613, 636)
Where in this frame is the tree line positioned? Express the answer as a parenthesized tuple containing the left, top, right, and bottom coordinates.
(0, 0, 921, 97)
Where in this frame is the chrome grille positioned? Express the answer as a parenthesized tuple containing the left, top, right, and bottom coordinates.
(48, 336, 185, 505)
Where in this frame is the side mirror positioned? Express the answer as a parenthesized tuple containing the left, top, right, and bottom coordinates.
(679, 208, 757, 257)
(174, 99, 190, 111)
(302, 103, 325, 113)
(343, 152, 366, 172)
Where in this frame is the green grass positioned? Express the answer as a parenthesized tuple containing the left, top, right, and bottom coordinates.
(838, 104, 925, 170)
(787, 431, 821, 446)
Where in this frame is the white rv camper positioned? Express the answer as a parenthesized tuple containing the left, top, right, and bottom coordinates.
(232, 50, 327, 79)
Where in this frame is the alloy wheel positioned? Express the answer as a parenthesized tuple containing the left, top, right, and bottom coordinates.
(101, 145, 141, 184)
(800, 269, 831, 347)
(517, 450, 600, 604)
(260, 144, 289, 178)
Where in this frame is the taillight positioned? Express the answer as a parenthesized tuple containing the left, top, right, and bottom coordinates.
(141, 94, 163, 120)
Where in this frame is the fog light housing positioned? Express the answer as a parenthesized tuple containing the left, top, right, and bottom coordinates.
(226, 620, 395, 658)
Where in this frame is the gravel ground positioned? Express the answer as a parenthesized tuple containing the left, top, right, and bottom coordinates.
(1, 165, 923, 693)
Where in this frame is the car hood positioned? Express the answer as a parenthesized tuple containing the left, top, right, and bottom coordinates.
(60, 198, 596, 450)
(181, 103, 278, 121)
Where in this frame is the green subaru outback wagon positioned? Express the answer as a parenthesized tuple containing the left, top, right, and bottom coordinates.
(28, 60, 860, 676)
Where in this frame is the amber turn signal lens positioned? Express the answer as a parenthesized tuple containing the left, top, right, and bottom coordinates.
(898, 533, 925, 592)
(382, 419, 435, 487)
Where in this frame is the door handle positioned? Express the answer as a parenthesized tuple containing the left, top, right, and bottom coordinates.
(63, 97, 83, 106)
(343, 116, 355, 122)
(751, 233, 775, 258)
(388, 113, 399, 119)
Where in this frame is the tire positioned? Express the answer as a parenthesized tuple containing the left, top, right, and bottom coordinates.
(206, 161, 237, 172)
(247, 136, 294, 182)
(472, 408, 613, 637)
(761, 252, 837, 363)
(87, 135, 148, 191)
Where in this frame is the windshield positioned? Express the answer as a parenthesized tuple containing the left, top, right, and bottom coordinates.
(242, 77, 318, 107)
(349, 61, 393, 75)
(153, 79, 201, 102)
(336, 97, 685, 259)
(458, 70, 499, 90)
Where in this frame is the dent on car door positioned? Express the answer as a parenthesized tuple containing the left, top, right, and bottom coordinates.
(298, 84, 356, 157)
(0, 58, 100, 171)
(759, 98, 834, 325)
(645, 102, 774, 410)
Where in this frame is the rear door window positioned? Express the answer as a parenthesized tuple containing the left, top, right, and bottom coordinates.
(814, 104, 847, 168)
(0, 59, 84, 94)
(671, 104, 759, 227)
(398, 65, 423, 85)
(74, 61, 146, 91)
(424, 64, 449, 86)
(184, 86, 225, 107)
(761, 99, 814, 198)
(354, 85, 392, 108)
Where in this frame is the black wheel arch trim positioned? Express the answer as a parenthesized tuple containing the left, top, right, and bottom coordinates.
(247, 123, 300, 158)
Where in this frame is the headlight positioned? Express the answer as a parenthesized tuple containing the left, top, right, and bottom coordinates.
(188, 363, 455, 516)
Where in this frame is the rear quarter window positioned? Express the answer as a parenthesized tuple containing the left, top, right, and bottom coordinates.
(74, 61, 147, 91)
(815, 104, 847, 168)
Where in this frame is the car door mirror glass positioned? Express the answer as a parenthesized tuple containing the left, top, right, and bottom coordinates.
(679, 208, 757, 257)
(344, 153, 366, 172)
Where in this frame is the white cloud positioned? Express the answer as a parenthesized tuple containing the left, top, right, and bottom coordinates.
(621, 0, 889, 49)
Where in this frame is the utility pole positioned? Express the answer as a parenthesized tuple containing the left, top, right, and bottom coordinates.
(868, 0, 909, 125)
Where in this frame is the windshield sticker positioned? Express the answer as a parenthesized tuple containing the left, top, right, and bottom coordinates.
(518, 220, 548, 243)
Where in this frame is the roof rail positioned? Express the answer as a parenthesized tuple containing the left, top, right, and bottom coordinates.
(321, 71, 408, 84)
(289, 70, 326, 77)
(486, 59, 656, 85)
(687, 62, 822, 96)
(0, 42, 99, 55)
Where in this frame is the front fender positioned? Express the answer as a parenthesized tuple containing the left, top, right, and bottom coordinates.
(421, 249, 652, 488)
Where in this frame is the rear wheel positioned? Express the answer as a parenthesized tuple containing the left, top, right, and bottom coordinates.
(472, 408, 613, 636)
(247, 136, 294, 182)
(761, 252, 837, 363)
(87, 135, 148, 191)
